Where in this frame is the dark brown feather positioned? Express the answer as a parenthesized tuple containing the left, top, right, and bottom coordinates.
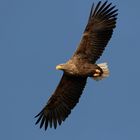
(73, 1, 118, 63)
(35, 74, 87, 130)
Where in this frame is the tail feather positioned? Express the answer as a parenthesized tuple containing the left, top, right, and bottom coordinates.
(93, 62, 109, 81)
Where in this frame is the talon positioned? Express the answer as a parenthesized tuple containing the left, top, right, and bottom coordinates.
(93, 73, 100, 77)
(95, 69, 101, 73)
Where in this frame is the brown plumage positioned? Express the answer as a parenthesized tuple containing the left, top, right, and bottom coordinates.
(35, 75, 87, 129)
(74, 1, 118, 63)
(35, 1, 118, 130)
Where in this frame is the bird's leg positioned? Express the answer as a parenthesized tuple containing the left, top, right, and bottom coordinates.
(93, 63, 109, 81)
(93, 69, 102, 77)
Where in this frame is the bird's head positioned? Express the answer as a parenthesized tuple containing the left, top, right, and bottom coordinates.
(56, 63, 66, 71)
(56, 61, 75, 74)
(56, 62, 74, 74)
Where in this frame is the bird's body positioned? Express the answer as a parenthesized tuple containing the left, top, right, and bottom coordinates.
(35, 1, 118, 130)
(56, 58, 102, 77)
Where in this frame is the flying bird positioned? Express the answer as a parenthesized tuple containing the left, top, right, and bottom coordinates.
(35, 1, 118, 130)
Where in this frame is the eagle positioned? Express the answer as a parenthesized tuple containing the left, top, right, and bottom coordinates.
(35, 1, 118, 130)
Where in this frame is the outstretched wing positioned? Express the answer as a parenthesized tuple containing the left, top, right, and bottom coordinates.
(35, 74, 87, 130)
(73, 1, 118, 63)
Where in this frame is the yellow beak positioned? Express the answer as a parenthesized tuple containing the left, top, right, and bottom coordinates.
(56, 65, 62, 70)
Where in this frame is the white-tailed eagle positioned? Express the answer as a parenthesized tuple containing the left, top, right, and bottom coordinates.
(35, 1, 118, 130)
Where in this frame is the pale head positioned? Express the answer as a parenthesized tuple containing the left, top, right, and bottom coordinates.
(56, 62, 77, 75)
(56, 64, 66, 70)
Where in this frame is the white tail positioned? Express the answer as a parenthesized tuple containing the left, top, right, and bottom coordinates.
(93, 62, 109, 81)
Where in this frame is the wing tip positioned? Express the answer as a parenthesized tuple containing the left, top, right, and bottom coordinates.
(90, 1, 118, 19)
(35, 109, 64, 130)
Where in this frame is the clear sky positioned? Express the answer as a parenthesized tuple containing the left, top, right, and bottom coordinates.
(0, 0, 140, 140)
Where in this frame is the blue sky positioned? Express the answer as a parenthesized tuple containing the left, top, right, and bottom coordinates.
(0, 0, 140, 140)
